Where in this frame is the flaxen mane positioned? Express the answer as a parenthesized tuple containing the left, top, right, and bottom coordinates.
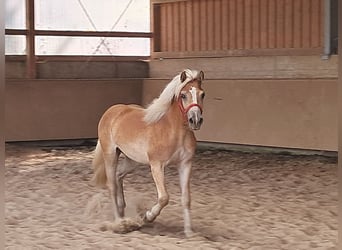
(144, 69, 201, 124)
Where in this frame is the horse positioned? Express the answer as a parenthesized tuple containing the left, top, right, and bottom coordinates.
(92, 69, 205, 237)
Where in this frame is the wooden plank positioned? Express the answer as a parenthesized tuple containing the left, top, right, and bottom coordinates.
(268, 0, 276, 48)
(310, 0, 320, 48)
(236, 0, 244, 49)
(259, 0, 268, 48)
(276, 0, 284, 48)
(214, 0, 221, 50)
(244, 0, 252, 49)
(35, 55, 150, 62)
(284, 0, 293, 48)
(166, 3, 174, 51)
(200, 0, 207, 51)
(319, 0, 324, 47)
(252, 0, 260, 49)
(153, 47, 322, 58)
(193, 0, 201, 51)
(5, 29, 28, 35)
(173, 2, 180, 51)
(5, 55, 27, 61)
(185, 0, 193, 51)
(228, 0, 237, 49)
(207, 0, 215, 50)
(152, 0, 189, 3)
(160, 5, 168, 51)
(26, 0, 36, 79)
(302, 0, 311, 48)
(221, 0, 229, 49)
(152, 4, 161, 52)
(179, 1, 187, 51)
(33, 30, 153, 38)
(293, 0, 302, 48)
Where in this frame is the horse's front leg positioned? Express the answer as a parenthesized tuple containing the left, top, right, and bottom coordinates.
(179, 160, 194, 237)
(145, 161, 169, 222)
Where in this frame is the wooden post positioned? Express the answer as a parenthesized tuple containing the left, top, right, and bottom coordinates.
(322, 0, 331, 59)
(26, 0, 36, 78)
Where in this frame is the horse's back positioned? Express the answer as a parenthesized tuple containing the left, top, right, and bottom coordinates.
(99, 104, 143, 126)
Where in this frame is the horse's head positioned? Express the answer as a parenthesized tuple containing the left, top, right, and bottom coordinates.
(178, 70, 205, 130)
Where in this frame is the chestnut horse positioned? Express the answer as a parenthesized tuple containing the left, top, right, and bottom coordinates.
(92, 69, 205, 237)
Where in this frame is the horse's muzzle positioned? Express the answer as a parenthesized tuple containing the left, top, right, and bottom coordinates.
(187, 107, 203, 130)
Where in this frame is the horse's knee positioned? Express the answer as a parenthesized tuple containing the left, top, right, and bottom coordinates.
(159, 194, 169, 207)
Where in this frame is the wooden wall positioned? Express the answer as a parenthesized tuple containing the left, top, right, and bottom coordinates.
(6, 76, 337, 151)
(148, 55, 338, 79)
(152, 0, 324, 57)
(5, 79, 142, 141)
(142, 78, 338, 151)
(6, 60, 148, 79)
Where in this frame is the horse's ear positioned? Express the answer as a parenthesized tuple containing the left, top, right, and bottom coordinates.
(199, 70, 204, 82)
(180, 71, 187, 82)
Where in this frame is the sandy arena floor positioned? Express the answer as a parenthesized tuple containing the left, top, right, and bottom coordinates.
(5, 143, 337, 250)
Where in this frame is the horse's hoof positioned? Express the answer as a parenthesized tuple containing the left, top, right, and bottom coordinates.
(143, 211, 155, 223)
(184, 230, 200, 238)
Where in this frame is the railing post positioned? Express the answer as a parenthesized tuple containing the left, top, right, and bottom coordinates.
(322, 0, 331, 60)
(26, 0, 36, 78)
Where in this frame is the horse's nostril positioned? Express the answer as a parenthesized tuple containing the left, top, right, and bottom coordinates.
(189, 118, 194, 124)
(199, 117, 203, 124)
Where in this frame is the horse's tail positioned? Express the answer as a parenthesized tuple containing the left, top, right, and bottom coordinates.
(92, 141, 107, 188)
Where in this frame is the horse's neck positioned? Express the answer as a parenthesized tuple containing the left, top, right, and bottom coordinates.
(152, 102, 196, 154)
(163, 101, 190, 131)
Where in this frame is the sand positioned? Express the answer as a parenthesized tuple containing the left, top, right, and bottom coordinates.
(5, 143, 337, 249)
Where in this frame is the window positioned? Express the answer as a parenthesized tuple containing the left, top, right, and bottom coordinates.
(5, 0, 26, 54)
(35, 36, 150, 56)
(5, 35, 26, 55)
(35, 0, 150, 32)
(5, 0, 151, 56)
(5, 0, 25, 29)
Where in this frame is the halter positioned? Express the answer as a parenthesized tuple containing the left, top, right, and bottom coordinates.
(177, 97, 203, 118)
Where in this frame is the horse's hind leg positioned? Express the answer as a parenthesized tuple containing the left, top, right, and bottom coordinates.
(116, 156, 137, 217)
(145, 161, 169, 222)
(116, 175, 125, 218)
(102, 146, 122, 221)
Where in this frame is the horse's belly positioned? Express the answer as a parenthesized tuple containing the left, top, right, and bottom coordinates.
(117, 141, 150, 165)
(107, 106, 150, 164)
(165, 146, 192, 166)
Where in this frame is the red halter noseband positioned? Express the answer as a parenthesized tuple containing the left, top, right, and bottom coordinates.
(177, 98, 203, 117)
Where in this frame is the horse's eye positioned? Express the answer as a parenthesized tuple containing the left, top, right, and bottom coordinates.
(180, 93, 186, 99)
(200, 92, 205, 99)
